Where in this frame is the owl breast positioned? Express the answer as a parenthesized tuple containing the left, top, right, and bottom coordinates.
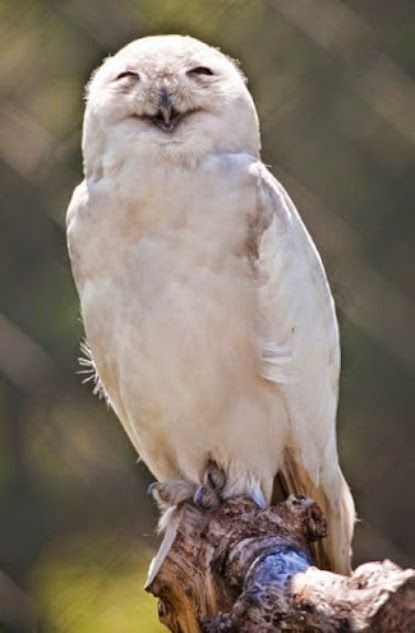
(70, 153, 286, 502)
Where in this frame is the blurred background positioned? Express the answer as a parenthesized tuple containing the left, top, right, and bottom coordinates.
(1, 0, 414, 630)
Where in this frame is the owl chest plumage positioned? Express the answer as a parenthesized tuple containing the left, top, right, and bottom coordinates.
(69, 154, 285, 498)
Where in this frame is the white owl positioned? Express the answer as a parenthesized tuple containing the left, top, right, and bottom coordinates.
(67, 35, 355, 574)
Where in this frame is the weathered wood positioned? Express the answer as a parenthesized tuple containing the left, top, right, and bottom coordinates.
(146, 495, 415, 632)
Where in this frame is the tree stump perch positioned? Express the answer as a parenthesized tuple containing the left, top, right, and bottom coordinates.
(145, 495, 415, 632)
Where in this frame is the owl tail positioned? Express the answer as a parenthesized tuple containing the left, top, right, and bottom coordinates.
(272, 447, 355, 575)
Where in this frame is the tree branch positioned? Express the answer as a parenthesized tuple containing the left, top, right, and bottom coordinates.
(145, 496, 415, 632)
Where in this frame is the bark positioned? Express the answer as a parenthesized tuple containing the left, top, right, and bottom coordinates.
(145, 495, 415, 632)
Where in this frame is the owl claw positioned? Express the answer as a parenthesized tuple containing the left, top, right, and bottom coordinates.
(193, 484, 221, 510)
(148, 462, 227, 511)
(193, 461, 226, 509)
(203, 460, 226, 492)
(147, 480, 196, 508)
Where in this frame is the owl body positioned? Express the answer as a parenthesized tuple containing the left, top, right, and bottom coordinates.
(68, 152, 286, 505)
(67, 35, 354, 574)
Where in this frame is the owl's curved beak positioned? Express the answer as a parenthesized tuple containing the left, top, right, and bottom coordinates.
(159, 89, 172, 122)
(152, 88, 180, 132)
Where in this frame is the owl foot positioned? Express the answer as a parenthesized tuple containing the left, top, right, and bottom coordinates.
(204, 459, 226, 491)
(148, 461, 227, 511)
(148, 480, 196, 509)
(193, 460, 226, 510)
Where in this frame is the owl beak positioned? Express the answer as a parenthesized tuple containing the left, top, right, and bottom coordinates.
(159, 89, 172, 123)
(151, 88, 180, 132)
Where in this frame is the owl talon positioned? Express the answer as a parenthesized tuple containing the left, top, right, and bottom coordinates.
(193, 484, 221, 510)
(203, 460, 226, 492)
(193, 461, 226, 509)
(148, 480, 196, 508)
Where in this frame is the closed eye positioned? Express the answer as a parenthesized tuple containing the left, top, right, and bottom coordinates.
(187, 66, 214, 76)
(116, 70, 140, 81)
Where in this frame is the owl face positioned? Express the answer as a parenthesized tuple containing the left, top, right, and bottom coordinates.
(83, 35, 260, 171)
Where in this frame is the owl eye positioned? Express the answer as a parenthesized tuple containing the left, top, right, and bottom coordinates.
(116, 70, 140, 81)
(187, 66, 214, 76)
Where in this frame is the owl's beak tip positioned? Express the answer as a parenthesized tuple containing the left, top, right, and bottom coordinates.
(159, 89, 172, 123)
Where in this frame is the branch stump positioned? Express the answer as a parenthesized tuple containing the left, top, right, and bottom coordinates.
(145, 495, 415, 632)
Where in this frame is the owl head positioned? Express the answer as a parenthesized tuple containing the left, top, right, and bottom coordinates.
(83, 35, 260, 175)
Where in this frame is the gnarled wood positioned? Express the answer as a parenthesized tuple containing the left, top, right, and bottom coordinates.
(146, 495, 415, 632)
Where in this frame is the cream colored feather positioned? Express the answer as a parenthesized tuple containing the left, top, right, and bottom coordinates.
(67, 35, 355, 574)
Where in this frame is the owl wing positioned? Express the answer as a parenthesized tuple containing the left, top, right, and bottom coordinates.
(251, 163, 354, 574)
